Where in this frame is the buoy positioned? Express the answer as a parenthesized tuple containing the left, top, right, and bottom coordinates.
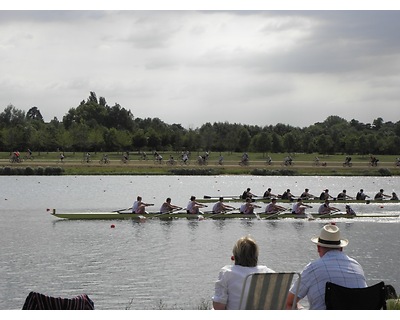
(111, 224, 115, 228)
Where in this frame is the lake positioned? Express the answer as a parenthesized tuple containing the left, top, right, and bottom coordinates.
(0, 175, 399, 310)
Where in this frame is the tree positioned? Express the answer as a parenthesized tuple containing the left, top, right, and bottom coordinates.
(315, 134, 334, 155)
(26, 107, 44, 122)
(132, 129, 148, 150)
(271, 133, 283, 153)
(237, 127, 251, 152)
(0, 105, 26, 128)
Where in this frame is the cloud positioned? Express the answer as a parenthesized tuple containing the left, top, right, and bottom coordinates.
(0, 10, 399, 128)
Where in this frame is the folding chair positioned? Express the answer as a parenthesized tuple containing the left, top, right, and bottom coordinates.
(325, 281, 387, 310)
(239, 272, 301, 310)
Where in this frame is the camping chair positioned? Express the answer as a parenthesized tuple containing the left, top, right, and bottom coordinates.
(22, 291, 95, 310)
(238, 272, 301, 310)
(325, 281, 387, 310)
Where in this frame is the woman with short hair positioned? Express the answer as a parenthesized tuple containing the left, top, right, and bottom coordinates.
(212, 236, 275, 310)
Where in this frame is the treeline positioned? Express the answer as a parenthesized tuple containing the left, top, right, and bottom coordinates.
(1, 92, 400, 155)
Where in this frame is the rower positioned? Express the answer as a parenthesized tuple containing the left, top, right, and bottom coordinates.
(281, 189, 295, 201)
(187, 196, 207, 214)
(374, 189, 391, 200)
(300, 188, 315, 200)
(336, 189, 353, 200)
(345, 205, 356, 216)
(391, 192, 399, 201)
(212, 197, 236, 214)
(159, 198, 182, 213)
(132, 196, 153, 214)
(318, 200, 340, 215)
(263, 188, 277, 199)
(240, 198, 260, 214)
(241, 188, 255, 200)
(319, 189, 333, 201)
(356, 189, 370, 200)
(292, 198, 312, 215)
(265, 198, 286, 214)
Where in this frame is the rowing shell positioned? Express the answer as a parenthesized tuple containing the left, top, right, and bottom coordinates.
(197, 197, 400, 204)
(50, 210, 399, 220)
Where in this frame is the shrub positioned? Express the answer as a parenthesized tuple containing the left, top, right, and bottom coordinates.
(378, 168, 391, 176)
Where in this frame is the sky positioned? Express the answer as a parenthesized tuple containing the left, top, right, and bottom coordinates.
(1, 2, 400, 129)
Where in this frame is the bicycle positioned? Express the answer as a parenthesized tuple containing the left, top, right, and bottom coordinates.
(197, 156, 208, 166)
(154, 157, 163, 165)
(180, 159, 190, 166)
(81, 157, 91, 164)
(166, 158, 176, 165)
(9, 156, 22, 163)
(138, 153, 148, 161)
(24, 154, 35, 161)
(121, 156, 129, 164)
(99, 157, 110, 165)
(282, 159, 293, 166)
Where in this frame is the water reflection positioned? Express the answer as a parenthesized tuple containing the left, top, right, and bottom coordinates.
(211, 219, 227, 230)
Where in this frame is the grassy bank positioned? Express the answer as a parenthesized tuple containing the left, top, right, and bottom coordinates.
(1, 151, 400, 176)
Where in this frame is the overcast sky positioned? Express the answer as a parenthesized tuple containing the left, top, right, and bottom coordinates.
(1, 8, 400, 129)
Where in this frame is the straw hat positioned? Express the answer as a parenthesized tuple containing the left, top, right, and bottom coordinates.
(311, 224, 349, 248)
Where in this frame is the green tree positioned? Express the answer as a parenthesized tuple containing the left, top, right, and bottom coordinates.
(26, 106, 44, 122)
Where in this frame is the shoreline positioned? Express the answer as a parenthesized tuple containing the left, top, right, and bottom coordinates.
(1, 159, 400, 176)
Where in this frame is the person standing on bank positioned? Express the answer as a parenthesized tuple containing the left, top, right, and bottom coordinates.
(286, 224, 367, 310)
(212, 236, 275, 310)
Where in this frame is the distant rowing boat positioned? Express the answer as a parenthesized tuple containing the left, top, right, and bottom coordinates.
(198, 196, 400, 204)
(49, 209, 399, 220)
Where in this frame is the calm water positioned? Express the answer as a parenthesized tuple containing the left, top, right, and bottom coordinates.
(0, 175, 399, 310)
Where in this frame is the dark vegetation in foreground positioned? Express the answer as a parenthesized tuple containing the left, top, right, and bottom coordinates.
(0, 165, 397, 176)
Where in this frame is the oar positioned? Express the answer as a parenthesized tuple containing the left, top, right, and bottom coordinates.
(210, 207, 239, 219)
(204, 195, 239, 199)
(317, 208, 341, 219)
(153, 207, 183, 218)
(264, 208, 291, 220)
(113, 207, 132, 213)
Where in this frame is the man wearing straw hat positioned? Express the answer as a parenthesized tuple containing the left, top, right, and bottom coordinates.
(286, 224, 367, 310)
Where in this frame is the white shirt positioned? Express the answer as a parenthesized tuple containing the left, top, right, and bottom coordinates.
(212, 202, 223, 213)
(132, 200, 140, 213)
(289, 250, 366, 310)
(213, 264, 275, 310)
(318, 204, 330, 214)
(265, 203, 276, 213)
(187, 201, 196, 213)
(239, 203, 247, 214)
(292, 202, 304, 214)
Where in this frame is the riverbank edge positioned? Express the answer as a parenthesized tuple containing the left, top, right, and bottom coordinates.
(1, 165, 399, 176)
